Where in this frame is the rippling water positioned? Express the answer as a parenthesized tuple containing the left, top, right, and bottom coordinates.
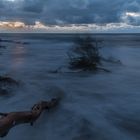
(0, 34, 140, 140)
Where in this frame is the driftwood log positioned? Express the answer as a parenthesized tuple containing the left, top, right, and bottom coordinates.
(0, 98, 60, 137)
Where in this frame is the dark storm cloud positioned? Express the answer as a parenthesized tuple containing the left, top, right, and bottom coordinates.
(22, 0, 46, 13)
(1, 0, 140, 25)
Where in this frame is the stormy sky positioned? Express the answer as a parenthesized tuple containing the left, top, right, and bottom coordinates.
(1, 0, 140, 32)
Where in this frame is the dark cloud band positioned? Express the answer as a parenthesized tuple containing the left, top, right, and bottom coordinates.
(0, 0, 140, 25)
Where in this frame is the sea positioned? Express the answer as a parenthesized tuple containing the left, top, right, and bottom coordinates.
(0, 33, 140, 140)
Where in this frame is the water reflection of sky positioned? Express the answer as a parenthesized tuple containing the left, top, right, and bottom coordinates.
(11, 44, 26, 71)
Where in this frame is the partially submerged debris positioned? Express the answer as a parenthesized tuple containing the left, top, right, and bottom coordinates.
(68, 36, 110, 72)
(0, 88, 8, 96)
(0, 98, 60, 137)
(0, 76, 19, 86)
(68, 37, 100, 70)
(48, 36, 112, 74)
(0, 76, 19, 97)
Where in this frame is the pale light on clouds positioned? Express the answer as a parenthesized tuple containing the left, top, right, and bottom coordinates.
(0, 21, 140, 33)
(0, 21, 25, 28)
(121, 11, 140, 25)
(125, 12, 140, 17)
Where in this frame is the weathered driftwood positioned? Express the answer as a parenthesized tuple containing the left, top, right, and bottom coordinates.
(0, 98, 60, 137)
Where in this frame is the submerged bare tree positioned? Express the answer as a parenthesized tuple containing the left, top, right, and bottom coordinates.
(49, 35, 121, 73)
(68, 36, 108, 71)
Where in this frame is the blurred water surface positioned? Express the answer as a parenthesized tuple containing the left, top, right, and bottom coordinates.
(0, 34, 140, 140)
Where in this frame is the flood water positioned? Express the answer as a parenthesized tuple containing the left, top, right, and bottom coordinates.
(0, 33, 140, 140)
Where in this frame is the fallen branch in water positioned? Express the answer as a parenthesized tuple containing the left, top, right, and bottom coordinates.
(0, 98, 60, 137)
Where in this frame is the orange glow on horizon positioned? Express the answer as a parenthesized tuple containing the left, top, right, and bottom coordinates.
(0, 21, 25, 29)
